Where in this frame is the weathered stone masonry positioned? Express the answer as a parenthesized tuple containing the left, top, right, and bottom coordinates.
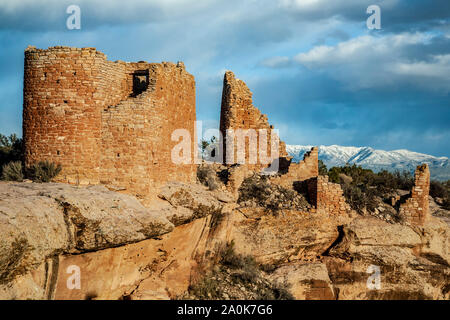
(22, 46, 432, 225)
(270, 147, 319, 189)
(218, 72, 434, 224)
(307, 175, 351, 215)
(399, 164, 430, 226)
(219, 71, 351, 216)
(23, 46, 196, 199)
(219, 71, 288, 171)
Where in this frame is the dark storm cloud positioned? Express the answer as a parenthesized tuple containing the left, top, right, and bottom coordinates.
(0, 0, 448, 157)
(249, 69, 450, 156)
(0, 0, 200, 31)
(282, 0, 450, 32)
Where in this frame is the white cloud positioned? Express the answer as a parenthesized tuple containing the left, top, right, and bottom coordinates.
(295, 33, 431, 65)
(392, 54, 450, 78)
(279, 0, 398, 16)
(292, 32, 449, 91)
(260, 56, 291, 68)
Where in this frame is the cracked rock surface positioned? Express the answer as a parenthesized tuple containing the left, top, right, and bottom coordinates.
(0, 182, 174, 284)
(0, 180, 449, 300)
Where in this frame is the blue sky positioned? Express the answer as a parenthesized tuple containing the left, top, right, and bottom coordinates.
(0, 0, 449, 156)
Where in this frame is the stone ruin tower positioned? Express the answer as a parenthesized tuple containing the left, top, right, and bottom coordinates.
(219, 71, 289, 172)
(218, 71, 318, 180)
(23, 46, 196, 200)
(399, 164, 431, 225)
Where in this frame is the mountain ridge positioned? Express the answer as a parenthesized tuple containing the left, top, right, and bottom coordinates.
(286, 144, 450, 181)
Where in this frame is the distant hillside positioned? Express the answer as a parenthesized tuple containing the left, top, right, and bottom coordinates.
(287, 145, 450, 181)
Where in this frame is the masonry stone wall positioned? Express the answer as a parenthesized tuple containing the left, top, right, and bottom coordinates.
(219, 71, 288, 172)
(307, 175, 351, 215)
(23, 46, 196, 200)
(399, 164, 430, 226)
(216, 72, 353, 216)
(270, 147, 319, 189)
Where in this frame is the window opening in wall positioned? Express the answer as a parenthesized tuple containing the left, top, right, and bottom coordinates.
(132, 70, 149, 96)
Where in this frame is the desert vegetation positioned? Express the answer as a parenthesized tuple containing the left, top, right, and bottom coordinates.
(0, 133, 61, 183)
(430, 180, 450, 210)
(238, 174, 311, 213)
(320, 161, 450, 213)
(197, 164, 221, 191)
(182, 241, 293, 300)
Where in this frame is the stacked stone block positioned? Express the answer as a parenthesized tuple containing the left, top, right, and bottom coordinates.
(23, 46, 106, 184)
(270, 147, 319, 189)
(23, 46, 196, 200)
(399, 164, 430, 226)
(219, 71, 288, 171)
(308, 175, 351, 215)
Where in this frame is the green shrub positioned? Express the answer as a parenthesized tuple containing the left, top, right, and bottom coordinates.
(1, 161, 24, 181)
(328, 164, 413, 194)
(342, 183, 378, 214)
(327, 164, 416, 214)
(238, 174, 310, 212)
(430, 180, 448, 199)
(26, 161, 61, 183)
(238, 174, 271, 205)
(0, 133, 23, 178)
(430, 180, 450, 210)
(220, 241, 257, 270)
(442, 198, 450, 210)
(318, 160, 328, 175)
(183, 241, 294, 300)
(186, 275, 223, 299)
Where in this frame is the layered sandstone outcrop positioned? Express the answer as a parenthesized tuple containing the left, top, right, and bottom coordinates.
(0, 181, 232, 300)
(1, 177, 448, 300)
(0, 182, 174, 286)
(5, 49, 447, 300)
(324, 216, 449, 299)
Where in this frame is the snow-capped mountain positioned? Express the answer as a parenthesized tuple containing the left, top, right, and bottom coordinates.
(286, 145, 450, 181)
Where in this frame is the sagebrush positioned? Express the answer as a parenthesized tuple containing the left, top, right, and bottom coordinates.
(26, 161, 62, 183)
(1, 161, 24, 181)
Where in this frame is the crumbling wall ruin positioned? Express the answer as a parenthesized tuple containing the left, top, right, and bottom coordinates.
(399, 164, 430, 226)
(219, 71, 288, 171)
(218, 71, 350, 217)
(23, 47, 432, 223)
(270, 147, 319, 189)
(307, 175, 352, 215)
(23, 46, 196, 199)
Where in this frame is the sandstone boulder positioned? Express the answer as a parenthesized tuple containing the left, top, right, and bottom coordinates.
(158, 182, 224, 222)
(1, 181, 449, 300)
(0, 182, 174, 284)
(326, 217, 449, 300)
(269, 262, 335, 300)
(229, 208, 351, 265)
